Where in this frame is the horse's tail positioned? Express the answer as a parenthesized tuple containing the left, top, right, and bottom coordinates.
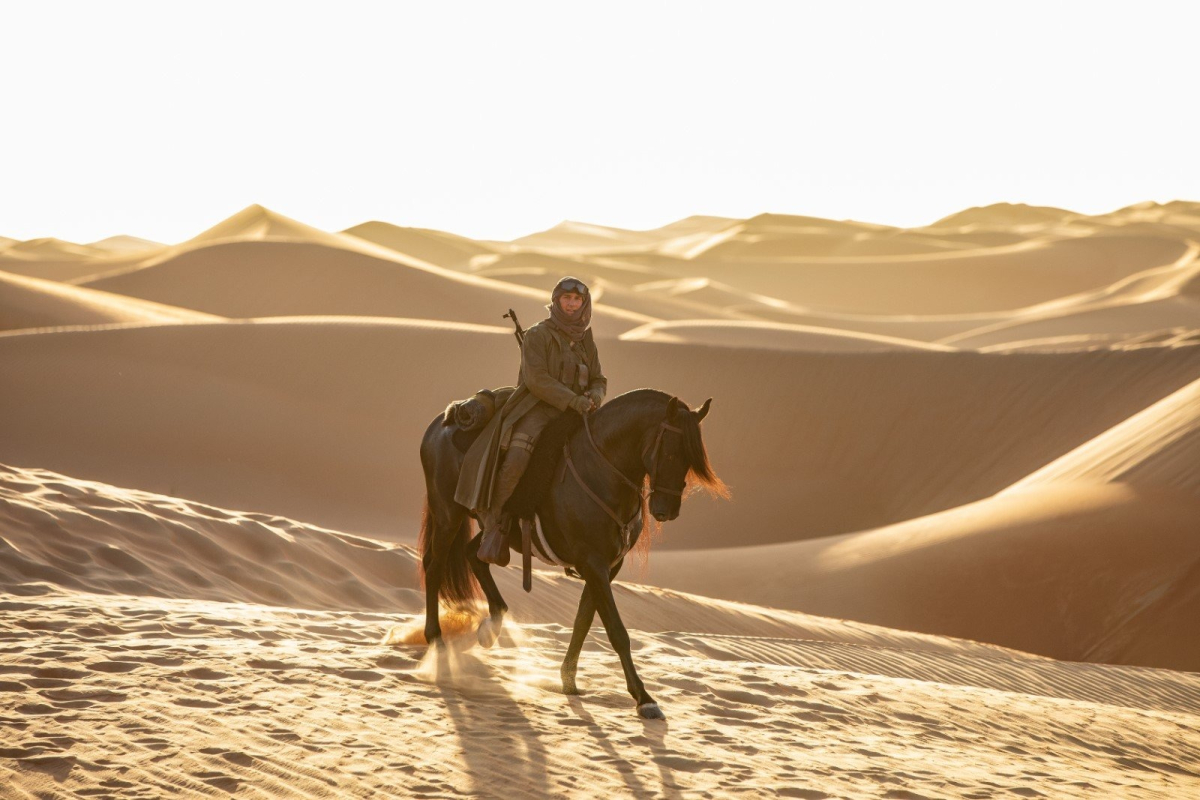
(417, 495, 481, 608)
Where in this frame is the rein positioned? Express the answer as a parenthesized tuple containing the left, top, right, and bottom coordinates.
(562, 413, 684, 534)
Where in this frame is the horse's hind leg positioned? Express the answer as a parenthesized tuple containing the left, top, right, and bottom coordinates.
(422, 539, 444, 645)
(561, 559, 622, 695)
(577, 558, 663, 719)
(467, 533, 509, 648)
(421, 502, 473, 645)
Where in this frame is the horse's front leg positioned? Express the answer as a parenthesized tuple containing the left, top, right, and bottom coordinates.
(561, 559, 622, 695)
(578, 558, 663, 719)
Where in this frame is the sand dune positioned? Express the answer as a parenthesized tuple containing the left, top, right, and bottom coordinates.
(0, 236, 109, 261)
(648, 353, 1200, 671)
(86, 235, 163, 255)
(3, 463, 1199, 797)
(0, 236, 146, 282)
(474, 268, 756, 322)
(926, 202, 1083, 229)
(509, 215, 738, 254)
(469, 250, 671, 286)
(619, 319, 955, 352)
(7, 201, 1200, 796)
(343, 220, 496, 269)
(0, 462, 990, 651)
(636, 234, 1195, 316)
(186, 204, 363, 249)
(941, 247, 1200, 348)
(945, 294, 1200, 350)
(1003, 374, 1200, 498)
(0, 318, 517, 539)
(655, 212, 982, 261)
(0, 269, 218, 332)
(976, 327, 1200, 353)
(3, 320, 1199, 550)
(80, 239, 651, 337)
(646, 483, 1200, 671)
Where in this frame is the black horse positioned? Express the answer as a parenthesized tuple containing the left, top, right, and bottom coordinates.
(417, 388, 725, 719)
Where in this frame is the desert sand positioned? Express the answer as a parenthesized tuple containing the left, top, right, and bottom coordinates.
(3, 201, 1200, 797)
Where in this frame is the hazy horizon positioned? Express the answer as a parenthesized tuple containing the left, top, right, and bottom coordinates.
(5, 1, 1200, 244)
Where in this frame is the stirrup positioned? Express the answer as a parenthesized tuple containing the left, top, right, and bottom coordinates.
(478, 528, 510, 567)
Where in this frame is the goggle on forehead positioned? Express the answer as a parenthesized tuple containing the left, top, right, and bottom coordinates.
(558, 279, 588, 295)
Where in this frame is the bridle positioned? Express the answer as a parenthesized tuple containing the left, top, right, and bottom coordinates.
(563, 413, 685, 533)
(637, 417, 686, 499)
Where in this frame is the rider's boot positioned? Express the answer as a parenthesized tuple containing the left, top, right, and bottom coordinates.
(476, 446, 532, 566)
(477, 510, 511, 567)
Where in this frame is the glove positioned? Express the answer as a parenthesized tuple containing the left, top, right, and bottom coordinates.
(569, 394, 593, 415)
(586, 388, 604, 408)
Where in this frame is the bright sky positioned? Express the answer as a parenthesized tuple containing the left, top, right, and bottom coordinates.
(3, 1, 1198, 244)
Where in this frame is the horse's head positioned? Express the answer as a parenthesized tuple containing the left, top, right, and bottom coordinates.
(644, 396, 726, 522)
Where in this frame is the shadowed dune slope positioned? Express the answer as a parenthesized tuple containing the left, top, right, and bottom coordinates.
(2, 321, 1200, 548)
(80, 240, 650, 336)
(0, 319, 518, 538)
(1004, 374, 1200, 497)
(645, 483, 1200, 671)
(0, 269, 219, 332)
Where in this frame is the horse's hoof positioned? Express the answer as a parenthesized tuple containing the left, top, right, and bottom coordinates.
(637, 702, 666, 720)
(476, 617, 502, 648)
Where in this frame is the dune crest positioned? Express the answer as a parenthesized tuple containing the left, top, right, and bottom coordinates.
(1003, 374, 1200, 498)
(0, 269, 218, 332)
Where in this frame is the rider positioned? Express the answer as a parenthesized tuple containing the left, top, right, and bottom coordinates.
(476, 276, 607, 565)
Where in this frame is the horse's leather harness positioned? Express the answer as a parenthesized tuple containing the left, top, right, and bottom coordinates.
(520, 413, 683, 592)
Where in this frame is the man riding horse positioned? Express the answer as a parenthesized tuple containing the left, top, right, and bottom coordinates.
(454, 276, 607, 565)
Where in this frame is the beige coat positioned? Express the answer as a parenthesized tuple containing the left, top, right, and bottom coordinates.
(454, 320, 607, 512)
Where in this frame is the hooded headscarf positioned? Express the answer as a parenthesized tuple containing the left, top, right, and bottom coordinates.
(547, 276, 592, 342)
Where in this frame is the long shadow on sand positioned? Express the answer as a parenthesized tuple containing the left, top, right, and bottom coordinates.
(566, 695, 677, 798)
(427, 643, 552, 797)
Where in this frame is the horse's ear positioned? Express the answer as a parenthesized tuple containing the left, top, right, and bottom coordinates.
(667, 397, 683, 419)
(694, 398, 712, 422)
